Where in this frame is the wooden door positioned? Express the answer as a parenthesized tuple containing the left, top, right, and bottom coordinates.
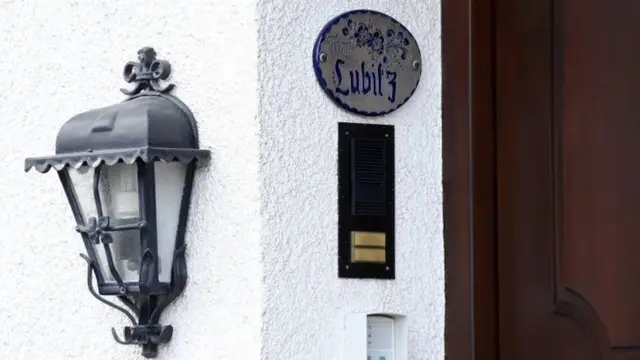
(496, 0, 640, 358)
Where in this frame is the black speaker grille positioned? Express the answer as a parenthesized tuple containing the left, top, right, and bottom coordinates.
(352, 138, 386, 216)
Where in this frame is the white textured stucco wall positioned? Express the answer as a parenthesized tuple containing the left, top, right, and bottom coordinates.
(257, 1, 442, 359)
(0, 0, 441, 359)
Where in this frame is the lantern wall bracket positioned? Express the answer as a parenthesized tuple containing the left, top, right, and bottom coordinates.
(80, 245, 187, 358)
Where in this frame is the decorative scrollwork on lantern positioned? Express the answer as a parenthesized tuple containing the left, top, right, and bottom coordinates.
(79, 254, 174, 355)
(120, 47, 176, 96)
(76, 216, 148, 244)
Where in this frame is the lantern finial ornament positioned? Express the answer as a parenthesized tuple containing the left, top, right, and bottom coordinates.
(24, 47, 210, 358)
(121, 47, 175, 96)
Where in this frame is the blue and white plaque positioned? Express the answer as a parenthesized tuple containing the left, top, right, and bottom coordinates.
(313, 10, 422, 116)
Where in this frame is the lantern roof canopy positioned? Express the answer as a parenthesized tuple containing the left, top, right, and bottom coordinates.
(24, 92, 210, 174)
(25, 46, 210, 174)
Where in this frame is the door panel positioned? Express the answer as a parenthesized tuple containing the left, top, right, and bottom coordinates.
(496, 0, 640, 358)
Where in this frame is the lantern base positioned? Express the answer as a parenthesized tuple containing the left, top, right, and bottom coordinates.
(116, 324, 173, 358)
(80, 250, 187, 359)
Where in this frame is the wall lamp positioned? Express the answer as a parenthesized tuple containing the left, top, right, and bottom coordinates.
(24, 47, 210, 358)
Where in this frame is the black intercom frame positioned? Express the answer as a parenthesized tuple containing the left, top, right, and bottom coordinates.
(337, 122, 395, 280)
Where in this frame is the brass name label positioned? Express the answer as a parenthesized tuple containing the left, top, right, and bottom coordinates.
(351, 231, 387, 264)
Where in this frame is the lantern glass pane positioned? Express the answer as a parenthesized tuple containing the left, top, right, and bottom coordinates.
(154, 162, 186, 284)
(68, 163, 142, 284)
(67, 166, 98, 223)
(101, 163, 141, 283)
(68, 166, 112, 280)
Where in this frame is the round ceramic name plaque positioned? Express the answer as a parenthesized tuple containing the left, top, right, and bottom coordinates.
(313, 10, 422, 116)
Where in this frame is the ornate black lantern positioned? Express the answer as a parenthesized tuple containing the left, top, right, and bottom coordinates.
(24, 47, 210, 358)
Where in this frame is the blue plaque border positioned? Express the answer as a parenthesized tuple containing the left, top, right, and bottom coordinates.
(312, 9, 422, 117)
